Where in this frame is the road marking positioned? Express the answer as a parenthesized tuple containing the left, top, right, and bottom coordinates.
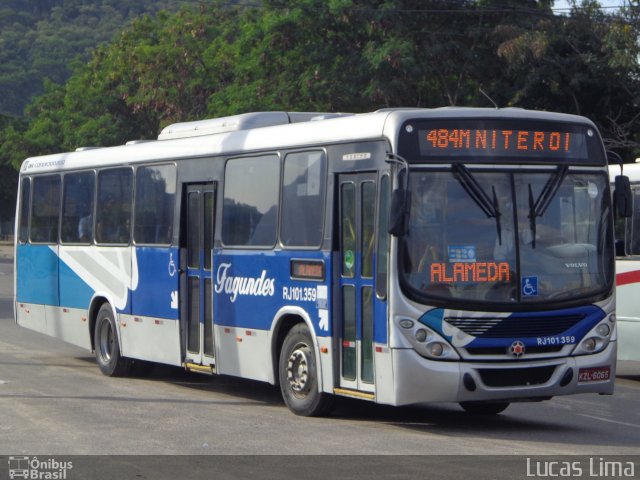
(577, 413, 640, 429)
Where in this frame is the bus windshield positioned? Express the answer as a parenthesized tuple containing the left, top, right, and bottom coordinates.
(400, 167, 613, 307)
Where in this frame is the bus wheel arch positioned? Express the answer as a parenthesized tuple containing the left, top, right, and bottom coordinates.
(90, 300, 130, 377)
(272, 312, 333, 416)
(271, 309, 322, 388)
(88, 296, 110, 352)
(271, 314, 304, 387)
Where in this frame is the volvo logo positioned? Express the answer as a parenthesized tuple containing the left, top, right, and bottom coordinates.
(509, 340, 525, 358)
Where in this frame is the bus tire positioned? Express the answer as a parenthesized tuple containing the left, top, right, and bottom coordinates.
(460, 401, 510, 415)
(279, 324, 333, 417)
(94, 304, 130, 377)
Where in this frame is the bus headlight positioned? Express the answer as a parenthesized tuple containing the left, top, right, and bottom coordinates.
(595, 323, 610, 337)
(428, 342, 445, 357)
(582, 338, 597, 352)
(396, 318, 459, 360)
(572, 320, 614, 356)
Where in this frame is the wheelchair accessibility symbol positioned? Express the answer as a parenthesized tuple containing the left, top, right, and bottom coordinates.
(168, 253, 177, 277)
(521, 276, 538, 297)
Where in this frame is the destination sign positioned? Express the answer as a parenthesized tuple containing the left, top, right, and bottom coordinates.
(397, 118, 604, 164)
(430, 261, 511, 283)
(419, 128, 587, 159)
(290, 259, 325, 280)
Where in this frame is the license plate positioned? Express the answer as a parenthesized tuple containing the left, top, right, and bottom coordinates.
(578, 366, 611, 382)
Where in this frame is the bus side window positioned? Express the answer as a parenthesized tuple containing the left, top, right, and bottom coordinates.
(31, 175, 61, 244)
(96, 168, 132, 245)
(361, 182, 376, 277)
(18, 178, 31, 244)
(134, 164, 176, 245)
(280, 151, 326, 248)
(375, 175, 390, 298)
(222, 155, 280, 247)
(61, 171, 95, 244)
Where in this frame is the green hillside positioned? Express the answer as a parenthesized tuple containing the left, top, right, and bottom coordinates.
(0, 0, 204, 116)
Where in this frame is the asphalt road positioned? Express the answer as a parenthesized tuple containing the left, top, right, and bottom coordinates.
(0, 245, 638, 479)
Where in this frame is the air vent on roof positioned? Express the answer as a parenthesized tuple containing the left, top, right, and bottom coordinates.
(158, 111, 353, 140)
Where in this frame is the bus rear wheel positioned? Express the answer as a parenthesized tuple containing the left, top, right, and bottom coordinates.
(279, 324, 333, 416)
(460, 401, 510, 415)
(94, 304, 130, 377)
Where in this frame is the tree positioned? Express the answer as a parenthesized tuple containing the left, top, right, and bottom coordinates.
(496, 0, 640, 158)
(0, 114, 26, 225)
(11, 0, 640, 160)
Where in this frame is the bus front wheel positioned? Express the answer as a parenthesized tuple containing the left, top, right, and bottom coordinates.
(94, 304, 130, 377)
(279, 324, 333, 416)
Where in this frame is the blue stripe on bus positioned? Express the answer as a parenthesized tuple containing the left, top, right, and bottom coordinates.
(213, 250, 333, 336)
(133, 247, 179, 320)
(16, 244, 59, 306)
(419, 305, 606, 348)
(16, 244, 180, 319)
(17, 244, 386, 341)
(373, 296, 388, 344)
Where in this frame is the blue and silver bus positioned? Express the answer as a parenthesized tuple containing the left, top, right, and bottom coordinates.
(14, 108, 625, 415)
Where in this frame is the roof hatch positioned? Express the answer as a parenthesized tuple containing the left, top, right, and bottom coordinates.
(157, 111, 352, 140)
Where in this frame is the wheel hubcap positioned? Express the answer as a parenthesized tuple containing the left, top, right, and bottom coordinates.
(98, 319, 113, 362)
(286, 345, 311, 395)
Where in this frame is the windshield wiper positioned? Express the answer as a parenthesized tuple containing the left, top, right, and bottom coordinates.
(452, 163, 502, 245)
(527, 165, 568, 248)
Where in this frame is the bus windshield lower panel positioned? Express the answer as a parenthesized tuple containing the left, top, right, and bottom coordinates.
(400, 168, 613, 308)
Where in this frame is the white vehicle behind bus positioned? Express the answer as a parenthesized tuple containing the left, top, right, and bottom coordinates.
(610, 161, 640, 363)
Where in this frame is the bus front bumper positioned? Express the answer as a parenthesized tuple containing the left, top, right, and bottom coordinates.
(389, 341, 616, 406)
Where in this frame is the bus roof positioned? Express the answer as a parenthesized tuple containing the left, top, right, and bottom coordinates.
(20, 108, 598, 175)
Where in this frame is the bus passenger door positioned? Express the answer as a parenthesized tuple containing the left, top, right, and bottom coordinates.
(182, 183, 216, 367)
(338, 173, 377, 393)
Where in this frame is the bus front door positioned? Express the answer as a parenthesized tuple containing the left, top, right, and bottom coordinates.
(182, 183, 216, 368)
(338, 173, 377, 394)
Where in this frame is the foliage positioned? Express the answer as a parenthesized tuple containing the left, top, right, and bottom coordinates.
(0, 0, 206, 117)
(496, 0, 640, 155)
(1, 0, 640, 222)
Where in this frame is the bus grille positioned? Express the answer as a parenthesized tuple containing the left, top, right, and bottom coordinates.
(445, 314, 585, 338)
(465, 345, 563, 356)
(478, 366, 556, 387)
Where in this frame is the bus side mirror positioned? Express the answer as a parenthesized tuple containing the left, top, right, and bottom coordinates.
(389, 189, 411, 236)
(614, 175, 633, 218)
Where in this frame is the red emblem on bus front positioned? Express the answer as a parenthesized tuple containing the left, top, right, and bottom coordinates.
(509, 341, 525, 358)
